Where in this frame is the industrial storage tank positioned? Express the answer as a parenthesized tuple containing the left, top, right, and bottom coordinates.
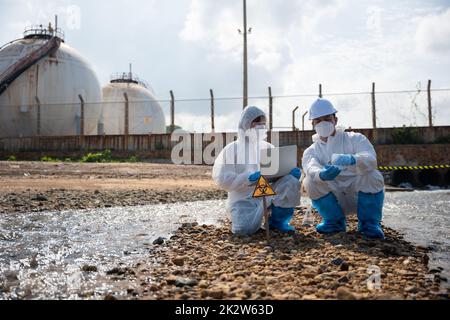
(0, 23, 102, 138)
(101, 71, 166, 134)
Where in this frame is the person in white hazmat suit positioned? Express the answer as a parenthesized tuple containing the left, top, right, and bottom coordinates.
(302, 98, 385, 239)
(212, 106, 302, 235)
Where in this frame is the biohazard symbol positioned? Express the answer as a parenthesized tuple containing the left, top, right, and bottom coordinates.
(252, 175, 276, 198)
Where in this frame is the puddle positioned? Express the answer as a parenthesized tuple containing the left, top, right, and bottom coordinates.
(0, 200, 227, 299)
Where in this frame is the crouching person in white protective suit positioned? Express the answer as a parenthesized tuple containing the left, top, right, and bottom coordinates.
(212, 106, 302, 236)
(302, 98, 386, 239)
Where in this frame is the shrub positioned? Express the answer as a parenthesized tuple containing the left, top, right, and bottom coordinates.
(392, 126, 422, 144)
(80, 149, 112, 163)
(7, 155, 16, 161)
(40, 156, 59, 162)
(434, 135, 450, 144)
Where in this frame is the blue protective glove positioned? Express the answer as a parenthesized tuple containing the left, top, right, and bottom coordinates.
(289, 167, 301, 179)
(319, 165, 341, 181)
(248, 171, 261, 182)
(333, 154, 356, 166)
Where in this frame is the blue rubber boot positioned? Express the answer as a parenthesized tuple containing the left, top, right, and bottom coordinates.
(312, 192, 346, 234)
(269, 205, 295, 232)
(357, 190, 385, 239)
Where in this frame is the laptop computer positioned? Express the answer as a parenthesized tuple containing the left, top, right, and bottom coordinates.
(260, 145, 298, 179)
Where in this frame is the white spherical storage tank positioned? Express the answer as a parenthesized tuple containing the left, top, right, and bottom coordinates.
(101, 73, 166, 134)
(0, 25, 102, 138)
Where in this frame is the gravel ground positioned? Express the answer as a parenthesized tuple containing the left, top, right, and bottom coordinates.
(114, 212, 449, 300)
(0, 188, 227, 214)
(0, 161, 225, 214)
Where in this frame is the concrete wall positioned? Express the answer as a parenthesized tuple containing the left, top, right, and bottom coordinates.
(1, 125, 449, 166)
(1, 126, 449, 186)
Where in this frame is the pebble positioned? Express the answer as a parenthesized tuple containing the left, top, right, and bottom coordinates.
(340, 262, 350, 271)
(208, 289, 224, 299)
(174, 278, 198, 287)
(336, 287, 357, 300)
(331, 258, 344, 266)
(404, 286, 418, 293)
(172, 257, 185, 266)
(32, 194, 48, 201)
(81, 265, 98, 272)
(152, 237, 165, 245)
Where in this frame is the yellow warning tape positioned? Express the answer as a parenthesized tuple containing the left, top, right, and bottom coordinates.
(377, 164, 450, 171)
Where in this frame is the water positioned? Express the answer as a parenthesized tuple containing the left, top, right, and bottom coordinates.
(0, 200, 227, 299)
(383, 190, 450, 289)
(0, 191, 449, 299)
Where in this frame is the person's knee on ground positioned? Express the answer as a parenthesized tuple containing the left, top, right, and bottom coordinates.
(230, 199, 264, 236)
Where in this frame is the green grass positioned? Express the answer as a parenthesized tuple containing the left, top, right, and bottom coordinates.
(1, 149, 141, 163)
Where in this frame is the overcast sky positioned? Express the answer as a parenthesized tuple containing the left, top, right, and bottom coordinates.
(1, 0, 449, 131)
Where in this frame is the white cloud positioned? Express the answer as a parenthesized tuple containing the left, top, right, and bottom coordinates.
(1, 0, 449, 131)
(415, 8, 450, 54)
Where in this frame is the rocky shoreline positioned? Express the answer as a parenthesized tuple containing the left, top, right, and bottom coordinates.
(107, 211, 448, 300)
(0, 188, 227, 214)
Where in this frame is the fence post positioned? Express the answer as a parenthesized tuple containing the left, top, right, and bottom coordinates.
(268, 86, 273, 143)
(371, 82, 376, 129)
(78, 94, 85, 150)
(170, 90, 175, 133)
(427, 79, 433, 127)
(292, 106, 299, 131)
(124, 92, 129, 150)
(302, 111, 308, 131)
(78, 94, 85, 136)
(319, 84, 323, 98)
(371, 82, 378, 144)
(210, 89, 215, 132)
(35, 96, 41, 136)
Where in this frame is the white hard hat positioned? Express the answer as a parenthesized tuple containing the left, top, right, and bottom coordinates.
(308, 98, 338, 120)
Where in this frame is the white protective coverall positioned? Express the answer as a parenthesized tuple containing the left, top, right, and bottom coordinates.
(212, 106, 301, 235)
(302, 126, 384, 214)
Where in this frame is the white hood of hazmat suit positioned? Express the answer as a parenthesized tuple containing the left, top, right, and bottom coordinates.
(212, 106, 272, 209)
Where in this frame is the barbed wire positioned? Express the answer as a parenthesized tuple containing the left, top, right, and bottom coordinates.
(0, 88, 449, 108)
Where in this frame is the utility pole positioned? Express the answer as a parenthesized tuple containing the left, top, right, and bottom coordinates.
(239, 0, 251, 109)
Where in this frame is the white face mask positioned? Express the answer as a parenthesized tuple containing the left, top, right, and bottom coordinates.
(314, 121, 335, 138)
(246, 124, 267, 142)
